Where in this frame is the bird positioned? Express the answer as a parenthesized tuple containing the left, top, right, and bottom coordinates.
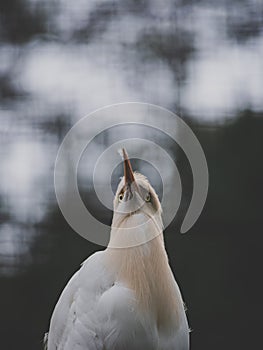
(44, 148, 189, 350)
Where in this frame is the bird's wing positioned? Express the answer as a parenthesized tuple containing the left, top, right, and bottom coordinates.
(46, 250, 187, 350)
(94, 282, 159, 350)
(46, 251, 110, 350)
(46, 250, 159, 350)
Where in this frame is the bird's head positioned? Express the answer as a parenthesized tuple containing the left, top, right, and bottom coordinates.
(110, 149, 163, 248)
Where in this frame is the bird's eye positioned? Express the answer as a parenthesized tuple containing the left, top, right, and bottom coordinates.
(118, 193, 124, 202)
(145, 193, 151, 202)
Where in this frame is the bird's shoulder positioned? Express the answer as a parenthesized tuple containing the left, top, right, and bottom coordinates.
(46, 251, 113, 349)
(78, 250, 116, 296)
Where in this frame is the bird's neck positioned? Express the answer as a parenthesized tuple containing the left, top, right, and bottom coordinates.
(105, 233, 181, 331)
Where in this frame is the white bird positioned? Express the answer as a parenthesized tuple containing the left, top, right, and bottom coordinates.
(45, 149, 189, 350)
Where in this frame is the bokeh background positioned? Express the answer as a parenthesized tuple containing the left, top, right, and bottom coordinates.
(0, 0, 263, 349)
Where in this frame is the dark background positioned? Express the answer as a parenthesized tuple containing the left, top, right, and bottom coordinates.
(0, 1, 263, 349)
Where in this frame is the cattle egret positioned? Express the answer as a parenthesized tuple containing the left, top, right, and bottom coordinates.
(45, 149, 189, 349)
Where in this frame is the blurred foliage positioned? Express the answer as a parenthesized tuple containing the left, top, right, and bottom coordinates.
(0, 0, 46, 43)
(0, 0, 263, 349)
(1, 112, 262, 349)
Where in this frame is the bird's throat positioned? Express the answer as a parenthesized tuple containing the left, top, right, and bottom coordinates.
(109, 211, 163, 249)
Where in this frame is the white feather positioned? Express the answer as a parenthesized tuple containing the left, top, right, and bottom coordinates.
(45, 172, 189, 349)
(46, 249, 189, 350)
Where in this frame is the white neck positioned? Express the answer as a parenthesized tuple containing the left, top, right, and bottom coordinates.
(106, 217, 182, 332)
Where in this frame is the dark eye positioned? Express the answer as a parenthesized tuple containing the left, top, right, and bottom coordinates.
(118, 193, 124, 202)
(145, 193, 151, 202)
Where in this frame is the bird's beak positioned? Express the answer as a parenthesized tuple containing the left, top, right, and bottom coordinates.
(122, 148, 141, 200)
(122, 148, 135, 187)
(120, 148, 143, 214)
